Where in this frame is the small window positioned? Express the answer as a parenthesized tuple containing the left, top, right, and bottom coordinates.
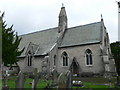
(62, 52, 68, 66)
(28, 51, 32, 66)
(85, 49, 93, 65)
(54, 55, 56, 66)
(104, 37, 107, 46)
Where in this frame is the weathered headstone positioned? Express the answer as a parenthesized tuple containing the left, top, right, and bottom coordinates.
(51, 69, 58, 88)
(16, 71, 26, 88)
(4, 76, 8, 87)
(57, 73, 66, 89)
(43, 56, 50, 74)
(32, 68, 39, 89)
(2, 70, 10, 89)
(66, 70, 72, 88)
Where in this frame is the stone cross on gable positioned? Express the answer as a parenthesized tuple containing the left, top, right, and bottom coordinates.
(62, 3, 64, 7)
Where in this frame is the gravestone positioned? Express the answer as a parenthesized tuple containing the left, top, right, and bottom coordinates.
(16, 55, 51, 89)
(2, 70, 9, 89)
(16, 71, 26, 88)
(43, 56, 50, 74)
(57, 73, 66, 89)
(41, 56, 49, 79)
(66, 70, 72, 88)
(32, 68, 39, 89)
(51, 69, 58, 88)
(16, 68, 41, 89)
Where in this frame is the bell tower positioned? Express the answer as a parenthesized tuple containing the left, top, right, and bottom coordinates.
(58, 4, 67, 33)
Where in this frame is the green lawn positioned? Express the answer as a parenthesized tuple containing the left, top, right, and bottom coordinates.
(73, 82, 113, 89)
(73, 77, 120, 89)
(2, 76, 48, 88)
(0, 80, 2, 89)
(73, 77, 117, 83)
(1, 76, 120, 89)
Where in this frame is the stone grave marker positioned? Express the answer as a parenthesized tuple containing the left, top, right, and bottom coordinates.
(57, 73, 66, 89)
(32, 68, 40, 89)
(66, 70, 72, 88)
(2, 70, 9, 89)
(16, 71, 26, 88)
(51, 69, 58, 88)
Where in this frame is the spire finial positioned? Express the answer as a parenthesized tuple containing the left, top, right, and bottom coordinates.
(101, 14, 103, 21)
(101, 14, 103, 19)
(62, 3, 64, 7)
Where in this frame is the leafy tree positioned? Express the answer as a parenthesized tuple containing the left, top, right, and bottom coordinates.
(1, 12, 24, 69)
(0, 12, 2, 67)
(110, 41, 120, 76)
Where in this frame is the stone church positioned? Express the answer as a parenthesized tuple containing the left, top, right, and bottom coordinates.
(18, 6, 116, 76)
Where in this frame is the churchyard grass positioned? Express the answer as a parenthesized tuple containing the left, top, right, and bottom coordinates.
(73, 77, 120, 89)
(73, 77, 117, 83)
(2, 75, 120, 88)
(36, 80, 47, 88)
(2, 76, 49, 88)
(0, 80, 2, 88)
(73, 82, 113, 89)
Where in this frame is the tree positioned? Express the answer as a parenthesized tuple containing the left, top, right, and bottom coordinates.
(110, 41, 120, 76)
(1, 12, 24, 69)
(0, 12, 2, 67)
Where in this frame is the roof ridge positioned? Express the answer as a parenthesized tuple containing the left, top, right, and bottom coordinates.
(19, 27, 58, 36)
(67, 21, 101, 30)
(19, 21, 101, 36)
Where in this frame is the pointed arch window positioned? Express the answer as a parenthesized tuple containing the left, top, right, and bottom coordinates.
(54, 55, 56, 66)
(62, 52, 68, 66)
(28, 51, 32, 66)
(85, 49, 93, 65)
(104, 37, 107, 46)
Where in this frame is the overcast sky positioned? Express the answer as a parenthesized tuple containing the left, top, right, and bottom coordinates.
(0, 0, 118, 43)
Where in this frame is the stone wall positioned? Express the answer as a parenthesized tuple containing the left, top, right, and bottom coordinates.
(18, 56, 43, 72)
(57, 43, 105, 75)
(48, 43, 58, 72)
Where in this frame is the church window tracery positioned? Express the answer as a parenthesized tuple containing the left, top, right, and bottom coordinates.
(85, 49, 93, 65)
(28, 51, 32, 66)
(62, 52, 68, 66)
(54, 55, 56, 66)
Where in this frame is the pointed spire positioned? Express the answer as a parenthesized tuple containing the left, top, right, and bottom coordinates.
(58, 4, 67, 33)
(59, 4, 67, 17)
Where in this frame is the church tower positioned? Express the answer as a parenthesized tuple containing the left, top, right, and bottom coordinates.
(58, 4, 67, 33)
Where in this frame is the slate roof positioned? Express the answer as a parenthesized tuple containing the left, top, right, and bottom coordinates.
(18, 21, 102, 57)
(60, 22, 102, 47)
(18, 27, 59, 57)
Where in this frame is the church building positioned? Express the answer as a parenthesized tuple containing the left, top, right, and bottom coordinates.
(18, 6, 116, 76)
